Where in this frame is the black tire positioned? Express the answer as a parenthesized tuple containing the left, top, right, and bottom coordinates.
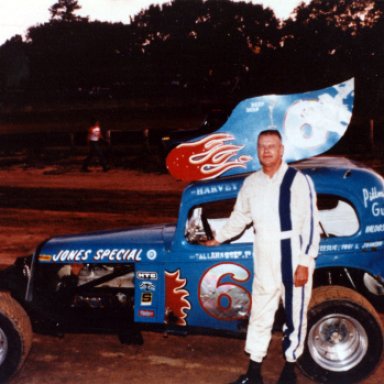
(0, 292, 32, 382)
(298, 286, 383, 383)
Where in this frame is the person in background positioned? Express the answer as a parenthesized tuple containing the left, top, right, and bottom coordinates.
(81, 119, 110, 172)
(204, 129, 320, 384)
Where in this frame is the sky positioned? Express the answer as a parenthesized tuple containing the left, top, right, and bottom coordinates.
(0, 0, 309, 46)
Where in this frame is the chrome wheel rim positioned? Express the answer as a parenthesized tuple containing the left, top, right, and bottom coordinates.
(308, 313, 368, 372)
(0, 327, 8, 366)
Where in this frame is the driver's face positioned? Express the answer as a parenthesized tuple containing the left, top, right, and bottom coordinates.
(257, 134, 284, 169)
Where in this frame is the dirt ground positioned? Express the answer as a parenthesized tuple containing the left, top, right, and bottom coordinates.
(1, 157, 384, 384)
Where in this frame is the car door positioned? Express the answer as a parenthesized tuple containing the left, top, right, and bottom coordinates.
(165, 197, 254, 333)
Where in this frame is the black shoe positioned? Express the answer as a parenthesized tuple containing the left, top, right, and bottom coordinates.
(277, 362, 296, 384)
(229, 374, 264, 384)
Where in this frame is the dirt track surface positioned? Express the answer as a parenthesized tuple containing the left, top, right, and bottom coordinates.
(0, 166, 186, 265)
(1, 163, 383, 384)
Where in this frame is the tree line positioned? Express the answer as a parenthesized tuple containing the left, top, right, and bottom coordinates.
(0, 0, 383, 121)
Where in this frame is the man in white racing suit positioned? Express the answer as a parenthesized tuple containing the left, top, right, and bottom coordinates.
(205, 129, 320, 384)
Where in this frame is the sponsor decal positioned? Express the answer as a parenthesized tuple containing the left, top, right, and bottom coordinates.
(246, 100, 264, 113)
(38, 254, 52, 262)
(189, 250, 252, 261)
(320, 244, 341, 252)
(192, 182, 239, 197)
(365, 224, 384, 234)
(140, 282, 156, 291)
(93, 248, 142, 262)
(137, 271, 158, 280)
(47, 248, 143, 263)
(362, 187, 384, 217)
(139, 309, 155, 318)
(319, 243, 360, 252)
(362, 241, 384, 249)
(53, 249, 92, 262)
(141, 292, 153, 306)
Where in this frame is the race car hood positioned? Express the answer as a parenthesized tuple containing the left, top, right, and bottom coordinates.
(37, 224, 176, 264)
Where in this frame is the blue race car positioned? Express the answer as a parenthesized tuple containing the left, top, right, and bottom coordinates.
(1, 79, 383, 383)
(0, 156, 383, 383)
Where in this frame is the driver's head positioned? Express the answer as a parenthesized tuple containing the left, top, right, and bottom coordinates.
(257, 129, 284, 172)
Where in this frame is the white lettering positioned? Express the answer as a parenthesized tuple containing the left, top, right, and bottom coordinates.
(363, 187, 384, 208)
(194, 183, 238, 196)
(319, 244, 340, 252)
(365, 224, 384, 234)
(372, 202, 384, 217)
(93, 248, 142, 262)
(52, 248, 142, 262)
(246, 101, 264, 113)
(362, 241, 383, 249)
(53, 249, 91, 262)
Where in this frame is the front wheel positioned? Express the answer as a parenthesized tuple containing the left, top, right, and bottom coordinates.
(298, 286, 383, 383)
(0, 292, 33, 382)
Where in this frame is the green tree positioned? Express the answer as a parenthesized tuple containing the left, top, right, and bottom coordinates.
(275, 0, 382, 91)
(11, 0, 384, 113)
(130, 0, 279, 96)
(27, 21, 132, 92)
(279, 0, 383, 147)
(0, 36, 29, 89)
(49, 0, 87, 22)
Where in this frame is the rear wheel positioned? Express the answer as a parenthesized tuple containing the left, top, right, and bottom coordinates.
(0, 292, 32, 382)
(298, 286, 383, 383)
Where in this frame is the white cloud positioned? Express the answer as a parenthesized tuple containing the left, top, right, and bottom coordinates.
(0, 0, 52, 42)
(236, 0, 310, 20)
(78, 0, 169, 23)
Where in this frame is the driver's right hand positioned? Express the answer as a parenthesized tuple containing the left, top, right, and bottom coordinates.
(201, 239, 220, 246)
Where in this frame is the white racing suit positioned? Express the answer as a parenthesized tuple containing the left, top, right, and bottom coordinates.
(216, 162, 320, 363)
